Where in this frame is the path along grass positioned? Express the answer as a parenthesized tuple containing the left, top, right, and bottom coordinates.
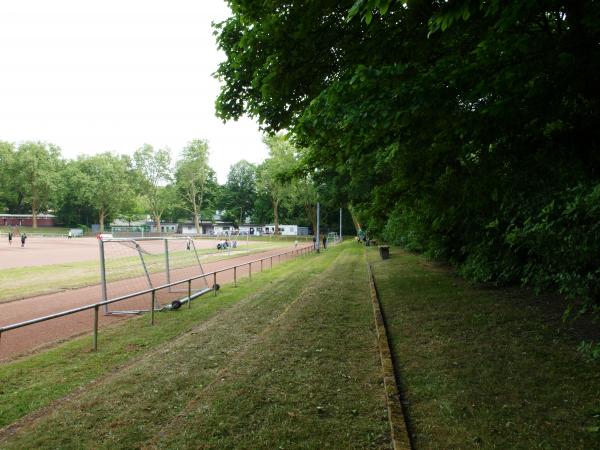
(0, 244, 389, 449)
(368, 247, 600, 449)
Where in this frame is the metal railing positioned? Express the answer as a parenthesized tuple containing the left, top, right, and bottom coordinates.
(0, 245, 315, 354)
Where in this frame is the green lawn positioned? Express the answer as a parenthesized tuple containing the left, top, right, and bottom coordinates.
(0, 241, 281, 303)
(0, 244, 389, 449)
(3, 243, 592, 449)
(368, 247, 600, 450)
(1, 226, 72, 236)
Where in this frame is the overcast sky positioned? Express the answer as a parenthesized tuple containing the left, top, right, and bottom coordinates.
(0, 0, 268, 183)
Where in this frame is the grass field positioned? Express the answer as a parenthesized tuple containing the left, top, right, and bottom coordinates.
(368, 247, 600, 449)
(0, 244, 389, 448)
(0, 241, 282, 303)
(1, 226, 72, 236)
(2, 242, 596, 448)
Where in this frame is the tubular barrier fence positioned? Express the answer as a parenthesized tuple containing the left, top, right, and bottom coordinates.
(0, 245, 315, 354)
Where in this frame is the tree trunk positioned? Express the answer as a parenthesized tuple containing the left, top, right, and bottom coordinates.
(99, 208, 105, 232)
(348, 205, 361, 233)
(31, 197, 37, 228)
(155, 215, 161, 234)
(273, 199, 280, 235)
(304, 203, 317, 236)
(196, 178, 205, 234)
(193, 204, 200, 235)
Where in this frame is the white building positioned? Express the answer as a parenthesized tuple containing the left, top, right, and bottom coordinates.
(238, 224, 265, 236)
(149, 223, 178, 233)
(264, 224, 309, 236)
(179, 221, 215, 235)
(213, 223, 236, 235)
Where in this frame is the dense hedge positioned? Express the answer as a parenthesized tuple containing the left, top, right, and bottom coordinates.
(214, 0, 600, 326)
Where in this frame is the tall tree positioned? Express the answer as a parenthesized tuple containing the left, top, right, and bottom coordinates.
(220, 160, 257, 225)
(0, 141, 15, 212)
(55, 159, 96, 227)
(74, 153, 134, 232)
(214, 1, 600, 318)
(133, 144, 174, 231)
(12, 142, 62, 227)
(175, 139, 214, 234)
(291, 175, 319, 234)
(257, 135, 296, 234)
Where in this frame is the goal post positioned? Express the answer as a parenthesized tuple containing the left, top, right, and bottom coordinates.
(99, 236, 211, 315)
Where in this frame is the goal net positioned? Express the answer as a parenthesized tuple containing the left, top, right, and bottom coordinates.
(99, 236, 211, 315)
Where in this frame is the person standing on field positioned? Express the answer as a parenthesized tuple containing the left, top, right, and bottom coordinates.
(322, 234, 327, 250)
(20, 233, 27, 247)
(8, 230, 12, 246)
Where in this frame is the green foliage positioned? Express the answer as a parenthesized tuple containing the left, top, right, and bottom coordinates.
(133, 144, 175, 227)
(0, 141, 16, 211)
(175, 139, 218, 231)
(55, 160, 97, 227)
(219, 160, 257, 224)
(214, 0, 600, 321)
(63, 153, 135, 231)
(578, 340, 600, 362)
(9, 141, 62, 222)
(505, 183, 600, 312)
(256, 134, 297, 230)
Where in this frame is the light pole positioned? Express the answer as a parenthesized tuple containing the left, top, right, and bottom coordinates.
(316, 202, 320, 253)
(339, 207, 342, 243)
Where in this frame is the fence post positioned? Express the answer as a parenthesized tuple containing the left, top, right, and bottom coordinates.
(188, 280, 192, 309)
(249, 262, 252, 280)
(93, 305, 99, 351)
(214, 272, 217, 296)
(234, 266, 237, 287)
(151, 290, 155, 325)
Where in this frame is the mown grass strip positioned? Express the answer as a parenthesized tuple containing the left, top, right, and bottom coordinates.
(149, 245, 389, 449)
(368, 247, 600, 449)
(1, 244, 390, 449)
(0, 246, 316, 431)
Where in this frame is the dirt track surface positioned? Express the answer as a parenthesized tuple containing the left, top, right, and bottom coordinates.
(0, 245, 310, 361)
(0, 236, 236, 270)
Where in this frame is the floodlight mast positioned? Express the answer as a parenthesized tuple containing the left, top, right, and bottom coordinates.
(339, 207, 342, 243)
(316, 202, 320, 253)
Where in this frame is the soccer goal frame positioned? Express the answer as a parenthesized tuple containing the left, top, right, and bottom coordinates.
(99, 236, 212, 315)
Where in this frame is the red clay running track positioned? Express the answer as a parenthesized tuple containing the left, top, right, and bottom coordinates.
(0, 245, 310, 361)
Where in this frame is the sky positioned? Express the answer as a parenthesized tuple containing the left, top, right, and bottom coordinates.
(0, 0, 268, 184)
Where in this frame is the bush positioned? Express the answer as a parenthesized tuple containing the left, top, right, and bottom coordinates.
(505, 183, 600, 318)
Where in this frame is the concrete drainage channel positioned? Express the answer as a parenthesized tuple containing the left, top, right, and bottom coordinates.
(367, 257, 414, 450)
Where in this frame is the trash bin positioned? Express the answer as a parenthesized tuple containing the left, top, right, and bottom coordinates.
(379, 245, 390, 260)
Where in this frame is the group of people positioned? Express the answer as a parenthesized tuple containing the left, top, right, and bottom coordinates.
(6, 230, 27, 247)
(217, 239, 237, 250)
